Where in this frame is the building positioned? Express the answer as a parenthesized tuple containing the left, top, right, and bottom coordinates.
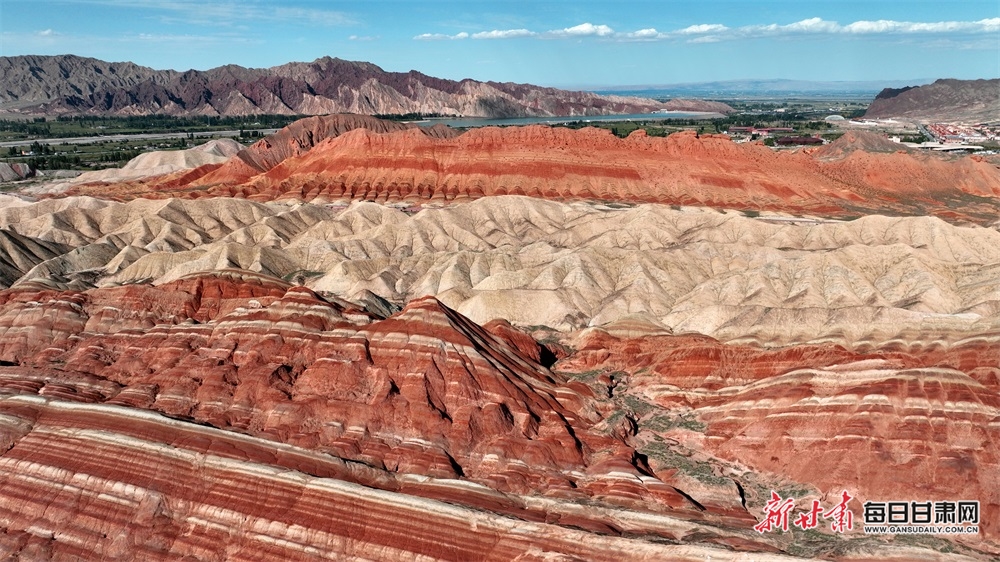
(775, 136, 824, 146)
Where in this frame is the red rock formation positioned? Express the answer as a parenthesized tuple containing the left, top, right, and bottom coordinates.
(2, 55, 682, 119)
(0, 395, 788, 562)
(72, 122, 1000, 223)
(1, 273, 809, 558)
(197, 114, 461, 186)
(1, 273, 997, 558)
(557, 329, 1000, 552)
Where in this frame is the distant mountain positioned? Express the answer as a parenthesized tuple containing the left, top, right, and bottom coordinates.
(596, 78, 933, 99)
(0, 54, 706, 119)
(864, 78, 1000, 123)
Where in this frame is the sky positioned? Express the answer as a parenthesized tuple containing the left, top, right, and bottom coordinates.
(1, 0, 998, 88)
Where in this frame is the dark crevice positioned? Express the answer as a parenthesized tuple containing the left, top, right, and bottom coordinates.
(446, 453, 465, 477)
(672, 486, 707, 511)
(538, 345, 558, 369)
(734, 479, 748, 511)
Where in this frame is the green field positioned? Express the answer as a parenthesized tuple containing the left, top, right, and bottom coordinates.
(0, 101, 872, 173)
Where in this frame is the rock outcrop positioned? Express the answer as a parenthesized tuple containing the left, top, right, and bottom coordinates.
(3, 196, 1000, 345)
(0, 272, 996, 559)
(0, 55, 692, 118)
(557, 330, 1000, 551)
(0, 272, 804, 559)
(197, 114, 461, 187)
(27, 139, 245, 196)
(864, 78, 1000, 123)
(0, 163, 33, 183)
(67, 122, 1000, 224)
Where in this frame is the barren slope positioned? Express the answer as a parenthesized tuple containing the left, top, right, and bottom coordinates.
(0, 272, 995, 559)
(68, 124, 1000, 224)
(0, 55, 686, 118)
(28, 139, 245, 196)
(2, 196, 999, 346)
(865, 78, 1000, 122)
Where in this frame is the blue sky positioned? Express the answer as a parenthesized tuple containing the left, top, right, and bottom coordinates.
(1, 1, 998, 87)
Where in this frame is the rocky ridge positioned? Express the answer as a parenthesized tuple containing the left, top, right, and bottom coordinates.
(61, 120, 1000, 225)
(2, 112, 999, 560)
(0, 271, 996, 559)
(0, 55, 710, 118)
(2, 195, 999, 347)
(864, 78, 1000, 123)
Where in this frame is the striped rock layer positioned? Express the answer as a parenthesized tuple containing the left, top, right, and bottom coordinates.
(63, 122, 1000, 225)
(0, 273, 996, 559)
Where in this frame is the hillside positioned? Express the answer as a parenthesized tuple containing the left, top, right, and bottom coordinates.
(0, 54, 721, 118)
(864, 78, 1000, 122)
(59, 118, 1000, 224)
(3, 194, 999, 346)
(1, 198, 999, 559)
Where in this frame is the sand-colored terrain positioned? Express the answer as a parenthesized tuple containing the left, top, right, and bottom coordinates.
(26, 139, 243, 195)
(2, 195, 998, 347)
(2, 115, 999, 560)
(0, 271, 996, 559)
(62, 119, 1000, 226)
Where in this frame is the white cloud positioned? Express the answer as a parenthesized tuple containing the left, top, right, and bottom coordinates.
(471, 29, 536, 39)
(740, 18, 841, 36)
(688, 35, 722, 44)
(844, 18, 1000, 34)
(619, 28, 663, 40)
(677, 24, 728, 35)
(549, 23, 614, 37)
(785, 17, 840, 33)
(842, 20, 905, 34)
(38, 29, 55, 37)
(414, 17, 1000, 43)
(734, 17, 1000, 39)
(414, 32, 468, 41)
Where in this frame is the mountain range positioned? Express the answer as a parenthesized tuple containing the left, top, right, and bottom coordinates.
(864, 78, 1000, 122)
(596, 78, 934, 98)
(0, 54, 730, 118)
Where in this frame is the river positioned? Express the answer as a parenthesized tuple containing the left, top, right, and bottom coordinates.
(409, 111, 722, 128)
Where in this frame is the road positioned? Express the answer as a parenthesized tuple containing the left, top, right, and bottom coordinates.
(0, 129, 280, 148)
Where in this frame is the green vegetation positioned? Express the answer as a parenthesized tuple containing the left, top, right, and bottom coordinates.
(553, 119, 673, 138)
(0, 114, 301, 142)
(782, 528, 885, 559)
(373, 112, 448, 121)
(642, 413, 707, 433)
(1, 136, 233, 172)
(622, 394, 657, 417)
(638, 441, 729, 486)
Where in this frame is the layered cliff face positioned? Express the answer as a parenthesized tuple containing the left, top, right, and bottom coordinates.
(0, 55, 690, 118)
(64, 122, 1000, 224)
(0, 272, 996, 560)
(0, 272, 785, 560)
(559, 330, 1000, 546)
(4, 115, 1000, 559)
(3, 195, 999, 346)
(864, 78, 1000, 123)
(200, 114, 462, 186)
(0, 271, 1000, 560)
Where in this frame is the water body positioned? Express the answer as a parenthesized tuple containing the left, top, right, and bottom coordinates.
(412, 111, 721, 129)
